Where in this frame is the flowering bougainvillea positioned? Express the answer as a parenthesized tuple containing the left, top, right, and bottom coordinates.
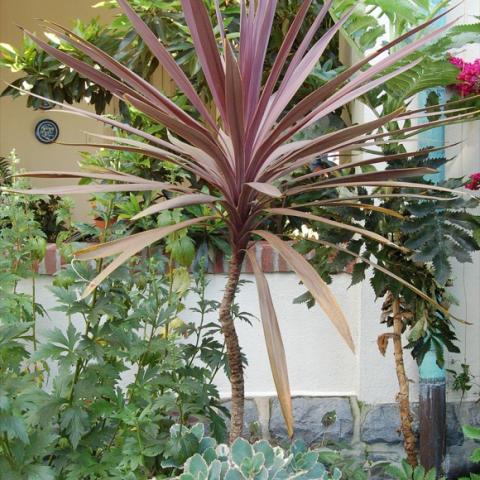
(449, 56, 480, 97)
(466, 172, 480, 191)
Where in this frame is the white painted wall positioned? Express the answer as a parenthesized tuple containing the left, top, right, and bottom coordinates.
(19, 259, 472, 407)
(444, 0, 480, 403)
(193, 273, 360, 399)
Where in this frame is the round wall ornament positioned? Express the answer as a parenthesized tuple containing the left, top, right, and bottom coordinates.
(35, 119, 59, 144)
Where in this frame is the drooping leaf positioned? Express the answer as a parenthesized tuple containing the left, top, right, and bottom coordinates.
(253, 230, 355, 352)
(246, 248, 293, 437)
(77, 216, 214, 298)
(131, 194, 219, 220)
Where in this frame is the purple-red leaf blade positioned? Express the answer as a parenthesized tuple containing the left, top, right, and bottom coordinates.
(247, 247, 294, 438)
(253, 230, 355, 352)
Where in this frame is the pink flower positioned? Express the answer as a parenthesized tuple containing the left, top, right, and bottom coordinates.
(449, 56, 464, 68)
(449, 56, 480, 97)
(465, 172, 480, 191)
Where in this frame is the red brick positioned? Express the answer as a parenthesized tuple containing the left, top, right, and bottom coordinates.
(261, 244, 274, 272)
(44, 244, 58, 275)
(278, 253, 290, 272)
(213, 250, 225, 273)
(243, 254, 254, 273)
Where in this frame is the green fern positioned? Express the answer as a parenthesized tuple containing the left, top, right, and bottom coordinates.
(403, 197, 480, 285)
(428, 22, 480, 54)
(381, 60, 460, 112)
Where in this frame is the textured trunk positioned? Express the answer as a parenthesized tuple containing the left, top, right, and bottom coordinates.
(392, 298, 418, 466)
(219, 249, 245, 442)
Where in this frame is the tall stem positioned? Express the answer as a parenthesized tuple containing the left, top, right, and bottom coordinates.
(392, 298, 418, 466)
(68, 199, 113, 404)
(219, 248, 245, 443)
(31, 264, 37, 352)
(2, 434, 15, 468)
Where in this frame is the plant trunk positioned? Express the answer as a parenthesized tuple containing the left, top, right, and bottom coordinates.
(219, 249, 245, 443)
(392, 298, 418, 466)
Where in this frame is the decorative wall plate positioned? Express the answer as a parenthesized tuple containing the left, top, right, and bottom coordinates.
(35, 119, 59, 144)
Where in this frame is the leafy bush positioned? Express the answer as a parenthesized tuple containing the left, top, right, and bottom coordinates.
(0, 322, 60, 479)
(167, 423, 342, 480)
(0, 151, 74, 244)
(0, 177, 239, 478)
(459, 425, 480, 480)
(0, 152, 48, 346)
(385, 460, 440, 480)
(0, 264, 228, 478)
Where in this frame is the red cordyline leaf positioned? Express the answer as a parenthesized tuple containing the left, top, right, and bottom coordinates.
(254, 0, 348, 145)
(181, 0, 227, 123)
(131, 194, 220, 221)
(225, 40, 246, 182)
(116, 0, 218, 130)
(13, 0, 477, 434)
(16, 3, 469, 203)
(244, 0, 311, 156)
(247, 247, 294, 437)
(290, 145, 460, 183)
(77, 216, 215, 299)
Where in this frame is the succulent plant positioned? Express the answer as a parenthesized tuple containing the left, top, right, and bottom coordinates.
(168, 423, 341, 480)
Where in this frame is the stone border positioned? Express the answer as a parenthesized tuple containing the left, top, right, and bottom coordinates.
(223, 397, 480, 478)
(35, 242, 356, 276)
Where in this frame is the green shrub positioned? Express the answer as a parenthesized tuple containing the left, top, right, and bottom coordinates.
(0, 174, 234, 478)
(459, 425, 480, 480)
(385, 460, 440, 480)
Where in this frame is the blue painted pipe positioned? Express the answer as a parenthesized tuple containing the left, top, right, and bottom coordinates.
(417, 0, 446, 184)
(417, 1, 447, 473)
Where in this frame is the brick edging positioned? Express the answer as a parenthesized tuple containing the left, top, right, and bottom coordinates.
(36, 242, 354, 276)
(36, 243, 68, 275)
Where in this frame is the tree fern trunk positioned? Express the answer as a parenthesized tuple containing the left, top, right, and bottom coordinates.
(219, 249, 245, 442)
(392, 298, 418, 466)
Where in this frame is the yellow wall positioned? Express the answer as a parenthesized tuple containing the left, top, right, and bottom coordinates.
(0, 1, 114, 219)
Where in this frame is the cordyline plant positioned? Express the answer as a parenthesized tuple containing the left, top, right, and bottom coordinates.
(5, 0, 478, 441)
